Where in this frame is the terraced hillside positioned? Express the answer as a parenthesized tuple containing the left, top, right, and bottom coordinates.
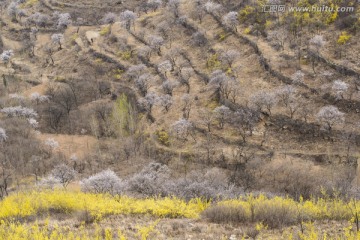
(0, 0, 360, 239)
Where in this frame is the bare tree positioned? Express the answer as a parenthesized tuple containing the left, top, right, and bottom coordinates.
(181, 94, 193, 119)
(267, 28, 288, 51)
(47, 84, 77, 115)
(232, 108, 259, 142)
(198, 109, 214, 132)
(275, 85, 299, 118)
(7, 2, 18, 21)
(179, 67, 194, 93)
(191, 31, 207, 47)
(192, 0, 206, 23)
(51, 164, 77, 189)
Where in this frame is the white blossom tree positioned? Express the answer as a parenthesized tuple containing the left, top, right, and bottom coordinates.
(119, 10, 137, 31)
(138, 92, 158, 114)
(51, 33, 64, 50)
(162, 80, 176, 96)
(204, 1, 222, 16)
(332, 80, 348, 100)
(57, 13, 72, 29)
(309, 35, 325, 53)
(167, 0, 180, 18)
(0, 128, 7, 142)
(156, 94, 173, 112)
(135, 73, 153, 96)
(0, 50, 14, 65)
(44, 138, 59, 149)
(126, 64, 147, 81)
(147, 0, 162, 11)
(316, 105, 345, 131)
(30, 92, 50, 104)
(7, 2, 18, 21)
(213, 105, 231, 129)
(250, 90, 278, 115)
(291, 70, 305, 84)
(102, 12, 117, 25)
(81, 169, 122, 195)
(101, 12, 116, 34)
(219, 49, 240, 68)
(222, 11, 238, 32)
(209, 70, 238, 101)
(28, 118, 39, 128)
(1, 106, 38, 118)
(147, 35, 164, 55)
(171, 118, 194, 141)
(158, 60, 172, 77)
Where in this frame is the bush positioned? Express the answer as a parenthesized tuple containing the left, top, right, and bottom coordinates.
(155, 129, 170, 146)
(254, 200, 297, 229)
(202, 204, 248, 223)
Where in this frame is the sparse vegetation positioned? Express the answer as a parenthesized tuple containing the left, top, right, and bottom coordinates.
(0, 0, 359, 238)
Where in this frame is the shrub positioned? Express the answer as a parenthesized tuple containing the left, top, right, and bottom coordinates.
(202, 204, 248, 223)
(254, 200, 298, 229)
(337, 31, 351, 45)
(155, 129, 170, 146)
(1, 106, 38, 118)
(100, 25, 111, 36)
